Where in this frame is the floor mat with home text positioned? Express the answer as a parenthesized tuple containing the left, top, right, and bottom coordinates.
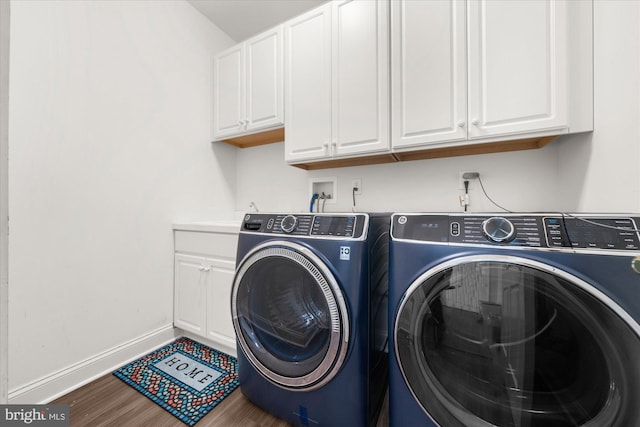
(113, 337, 239, 426)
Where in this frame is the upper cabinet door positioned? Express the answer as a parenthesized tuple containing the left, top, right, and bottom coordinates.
(391, 0, 467, 149)
(284, 4, 333, 163)
(245, 26, 284, 132)
(467, 0, 567, 138)
(213, 44, 245, 138)
(332, 0, 389, 157)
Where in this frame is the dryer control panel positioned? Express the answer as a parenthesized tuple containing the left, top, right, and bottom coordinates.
(241, 213, 366, 239)
(543, 216, 640, 250)
(392, 214, 640, 251)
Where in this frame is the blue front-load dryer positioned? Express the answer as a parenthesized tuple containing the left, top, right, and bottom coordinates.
(389, 213, 640, 427)
(231, 213, 389, 427)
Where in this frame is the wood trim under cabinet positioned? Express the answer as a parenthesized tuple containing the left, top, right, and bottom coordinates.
(290, 135, 558, 170)
(217, 132, 559, 169)
(217, 127, 284, 148)
(393, 135, 558, 162)
(291, 153, 399, 170)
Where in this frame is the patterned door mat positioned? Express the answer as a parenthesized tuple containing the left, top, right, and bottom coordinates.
(113, 337, 239, 426)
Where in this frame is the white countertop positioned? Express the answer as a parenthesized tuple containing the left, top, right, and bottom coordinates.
(172, 220, 242, 234)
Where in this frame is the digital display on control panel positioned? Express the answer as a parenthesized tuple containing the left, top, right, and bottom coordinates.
(544, 217, 640, 250)
(392, 215, 449, 242)
(311, 215, 355, 237)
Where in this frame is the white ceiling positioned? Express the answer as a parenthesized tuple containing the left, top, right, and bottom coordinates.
(187, 0, 328, 42)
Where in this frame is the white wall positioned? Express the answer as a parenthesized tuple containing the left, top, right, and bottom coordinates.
(0, 0, 10, 405)
(557, 1, 640, 212)
(236, 143, 562, 213)
(8, 0, 235, 398)
(237, 2, 640, 215)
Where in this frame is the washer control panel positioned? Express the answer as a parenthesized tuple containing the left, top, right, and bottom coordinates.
(242, 213, 364, 239)
(392, 214, 640, 251)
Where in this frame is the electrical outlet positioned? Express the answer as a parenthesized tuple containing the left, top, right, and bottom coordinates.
(351, 179, 362, 195)
(458, 171, 479, 190)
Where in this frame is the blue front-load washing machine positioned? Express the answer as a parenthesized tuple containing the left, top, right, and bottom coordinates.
(231, 213, 389, 426)
(389, 213, 640, 427)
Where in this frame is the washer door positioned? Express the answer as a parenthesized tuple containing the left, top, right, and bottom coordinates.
(395, 255, 640, 427)
(232, 241, 349, 390)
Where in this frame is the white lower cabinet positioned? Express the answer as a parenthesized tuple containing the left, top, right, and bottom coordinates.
(173, 228, 238, 355)
(205, 262, 236, 344)
(174, 253, 208, 336)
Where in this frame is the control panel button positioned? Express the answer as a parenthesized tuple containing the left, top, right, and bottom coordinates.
(482, 217, 516, 243)
(450, 222, 460, 237)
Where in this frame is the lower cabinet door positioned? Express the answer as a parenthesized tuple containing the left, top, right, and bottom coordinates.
(174, 254, 207, 336)
(206, 261, 237, 350)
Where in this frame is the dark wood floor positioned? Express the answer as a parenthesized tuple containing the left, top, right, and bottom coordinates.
(53, 374, 389, 427)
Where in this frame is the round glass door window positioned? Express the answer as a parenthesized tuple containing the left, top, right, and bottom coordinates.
(395, 255, 640, 427)
(232, 242, 349, 390)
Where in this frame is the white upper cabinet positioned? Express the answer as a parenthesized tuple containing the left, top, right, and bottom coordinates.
(467, 0, 566, 138)
(245, 28, 284, 131)
(391, 0, 467, 149)
(332, 0, 389, 157)
(213, 25, 283, 140)
(392, 0, 592, 152)
(285, 0, 390, 165)
(213, 44, 244, 138)
(284, 4, 332, 162)
(213, 0, 592, 167)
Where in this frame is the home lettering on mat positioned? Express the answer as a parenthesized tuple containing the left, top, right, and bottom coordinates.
(153, 352, 222, 392)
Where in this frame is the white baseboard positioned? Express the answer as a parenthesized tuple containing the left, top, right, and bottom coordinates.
(8, 325, 178, 404)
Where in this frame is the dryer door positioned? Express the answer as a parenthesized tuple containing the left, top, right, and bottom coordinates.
(395, 255, 640, 427)
(232, 241, 349, 390)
